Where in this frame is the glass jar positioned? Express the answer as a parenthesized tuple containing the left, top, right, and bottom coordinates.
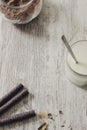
(67, 40, 87, 87)
(0, 0, 42, 24)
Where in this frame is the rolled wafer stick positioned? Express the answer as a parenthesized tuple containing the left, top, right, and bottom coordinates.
(0, 110, 36, 126)
(0, 84, 24, 107)
(0, 88, 29, 116)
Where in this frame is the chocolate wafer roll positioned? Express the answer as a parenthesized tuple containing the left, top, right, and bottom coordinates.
(0, 84, 24, 107)
(0, 88, 29, 116)
(0, 110, 36, 126)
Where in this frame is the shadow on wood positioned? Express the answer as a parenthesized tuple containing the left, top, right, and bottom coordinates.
(14, 1, 59, 39)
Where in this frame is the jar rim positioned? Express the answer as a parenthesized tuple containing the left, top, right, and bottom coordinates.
(0, 0, 34, 9)
(67, 40, 87, 76)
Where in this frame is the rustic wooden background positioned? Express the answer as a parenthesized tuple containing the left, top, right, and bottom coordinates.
(0, 0, 87, 129)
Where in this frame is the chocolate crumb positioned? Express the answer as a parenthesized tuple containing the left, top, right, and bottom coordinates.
(38, 122, 48, 130)
(48, 113, 54, 120)
(61, 125, 65, 127)
(59, 110, 63, 115)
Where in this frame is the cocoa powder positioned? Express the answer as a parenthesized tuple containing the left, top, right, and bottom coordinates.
(4, 0, 31, 6)
(0, 0, 40, 22)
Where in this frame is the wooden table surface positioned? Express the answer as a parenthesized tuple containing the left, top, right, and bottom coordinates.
(0, 0, 87, 129)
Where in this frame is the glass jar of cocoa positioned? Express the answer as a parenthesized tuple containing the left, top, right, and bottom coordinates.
(0, 0, 42, 24)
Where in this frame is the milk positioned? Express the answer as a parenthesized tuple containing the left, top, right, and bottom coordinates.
(67, 40, 87, 86)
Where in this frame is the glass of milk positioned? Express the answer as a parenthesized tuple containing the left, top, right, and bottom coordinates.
(67, 40, 87, 86)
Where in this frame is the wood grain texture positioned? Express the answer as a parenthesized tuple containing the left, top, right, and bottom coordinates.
(0, 0, 87, 129)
